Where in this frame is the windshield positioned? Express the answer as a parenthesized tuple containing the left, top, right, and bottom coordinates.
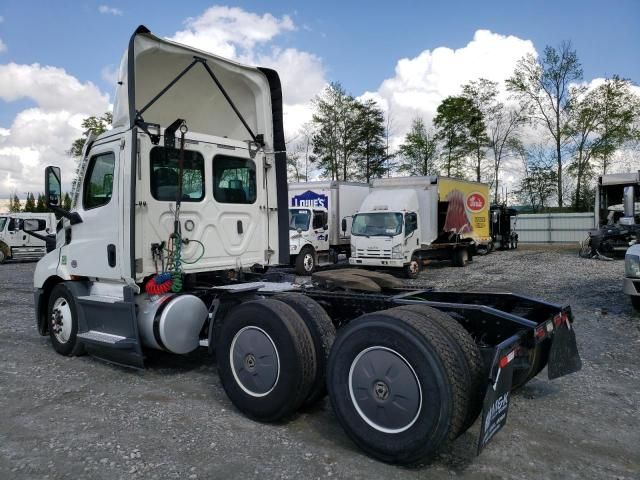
(0, 217, 6, 231)
(289, 209, 311, 231)
(352, 212, 403, 237)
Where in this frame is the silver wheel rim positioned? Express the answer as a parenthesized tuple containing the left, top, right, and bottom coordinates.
(348, 346, 422, 434)
(51, 297, 73, 344)
(230, 326, 280, 397)
(409, 260, 419, 275)
(303, 253, 314, 272)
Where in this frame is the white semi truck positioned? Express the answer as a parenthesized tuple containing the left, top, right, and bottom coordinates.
(349, 176, 491, 277)
(288, 181, 369, 275)
(0, 212, 56, 263)
(25, 25, 582, 465)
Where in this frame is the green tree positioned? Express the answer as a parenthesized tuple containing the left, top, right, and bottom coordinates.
(312, 83, 361, 181)
(397, 117, 438, 176)
(9, 192, 21, 212)
(513, 142, 558, 212)
(354, 99, 387, 182)
(69, 112, 113, 158)
(506, 42, 582, 207)
(23, 193, 36, 212)
(35, 193, 47, 212)
(62, 192, 72, 211)
(433, 96, 478, 179)
(462, 78, 526, 202)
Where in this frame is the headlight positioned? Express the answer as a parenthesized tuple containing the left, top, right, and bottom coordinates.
(350, 244, 356, 256)
(392, 244, 403, 259)
(625, 254, 640, 277)
(290, 244, 297, 251)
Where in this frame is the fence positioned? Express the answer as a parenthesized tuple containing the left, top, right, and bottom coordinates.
(514, 212, 595, 243)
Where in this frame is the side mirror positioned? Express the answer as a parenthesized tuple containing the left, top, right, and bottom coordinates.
(45, 166, 62, 207)
(44, 165, 82, 225)
(22, 219, 47, 232)
(323, 224, 328, 231)
(341, 218, 347, 233)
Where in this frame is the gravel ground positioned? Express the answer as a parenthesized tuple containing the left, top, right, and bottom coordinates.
(1, 245, 639, 480)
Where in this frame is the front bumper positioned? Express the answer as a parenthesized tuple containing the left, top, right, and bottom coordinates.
(349, 257, 405, 268)
(623, 277, 640, 296)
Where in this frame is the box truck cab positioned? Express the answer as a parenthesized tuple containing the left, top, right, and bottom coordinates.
(0, 212, 56, 263)
(288, 181, 369, 275)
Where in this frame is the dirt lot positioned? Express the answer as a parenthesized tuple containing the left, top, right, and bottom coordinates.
(1, 245, 639, 480)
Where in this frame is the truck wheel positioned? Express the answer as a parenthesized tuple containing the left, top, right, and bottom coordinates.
(404, 256, 421, 279)
(451, 248, 468, 267)
(392, 305, 485, 434)
(511, 341, 550, 390)
(0, 250, 5, 264)
(47, 283, 85, 356)
(274, 293, 336, 406)
(295, 247, 316, 276)
(327, 309, 468, 464)
(217, 299, 316, 421)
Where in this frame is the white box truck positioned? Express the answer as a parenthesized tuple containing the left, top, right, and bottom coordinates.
(349, 176, 491, 277)
(288, 181, 369, 274)
(0, 212, 56, 263)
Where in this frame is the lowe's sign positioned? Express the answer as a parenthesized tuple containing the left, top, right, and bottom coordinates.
(291, 190, 328, 209)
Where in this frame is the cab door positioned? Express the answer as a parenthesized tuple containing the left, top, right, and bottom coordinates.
(59, 140, 122, 280)
(312, 210, 330, 251)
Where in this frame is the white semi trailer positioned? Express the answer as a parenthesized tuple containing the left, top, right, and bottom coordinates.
(0, 212, 56, 263)
(26, 25, 582, 465)
(288, 181, 369, 275)
(349, 176, 491, 277)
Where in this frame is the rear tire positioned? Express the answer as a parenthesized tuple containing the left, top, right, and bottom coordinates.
(327, 309, 468, 464)
(391, 305, 485, 433)
(217, 299, 316, 421)
(274, 293, 336, 405)
(295, 247, 316, 276)
(452, 248, 469, 267)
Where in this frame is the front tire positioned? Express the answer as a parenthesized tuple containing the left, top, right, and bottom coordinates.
(295, 247, 316, 276)
(404, 255, 421, 279)
(47, 283, 84, 356)
(217, 299, 316, 421)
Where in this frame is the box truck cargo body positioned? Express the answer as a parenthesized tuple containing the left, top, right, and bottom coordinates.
(288, 181, 369, 274)
(349, 176, 490, 277)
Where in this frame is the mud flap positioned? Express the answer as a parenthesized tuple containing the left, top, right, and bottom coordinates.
(547, 319, 582, 380)
(477, 347, 515, 454)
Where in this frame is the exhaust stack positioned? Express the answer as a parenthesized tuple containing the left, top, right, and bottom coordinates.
(620, 186, 635, 225)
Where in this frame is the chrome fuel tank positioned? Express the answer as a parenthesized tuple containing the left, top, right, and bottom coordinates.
(135, 293, 208, 354)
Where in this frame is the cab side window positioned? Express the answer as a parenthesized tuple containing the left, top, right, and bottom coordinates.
(83, 152, 116, 210)
(313, 210, 328, 229)
(405, 212, 418, 235)
(213, 156, 257, 204)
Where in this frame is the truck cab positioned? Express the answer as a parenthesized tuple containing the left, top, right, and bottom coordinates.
(349, 189, 422, 278)
(0, 212, 56, 263)
(289, 206, 330, 274)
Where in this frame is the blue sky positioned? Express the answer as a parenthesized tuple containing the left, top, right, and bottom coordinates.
(0, 1, 639, 197)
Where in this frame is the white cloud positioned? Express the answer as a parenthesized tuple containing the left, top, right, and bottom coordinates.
(0, 64, 110, 197)
(0, 39, 6, 53)
(98, 5, 123, 16)
(369, 30, 537, 148)
(169, 6, 326, 140)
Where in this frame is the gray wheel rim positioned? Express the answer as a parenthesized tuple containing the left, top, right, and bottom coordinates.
(51, 297, 73, 344)
(303, 253, 314, 272)
(230, 326, 280, 397)
(349, 346, 422, 433)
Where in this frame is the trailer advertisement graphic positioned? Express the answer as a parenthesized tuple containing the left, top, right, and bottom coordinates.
(291, 190, 328, 209)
